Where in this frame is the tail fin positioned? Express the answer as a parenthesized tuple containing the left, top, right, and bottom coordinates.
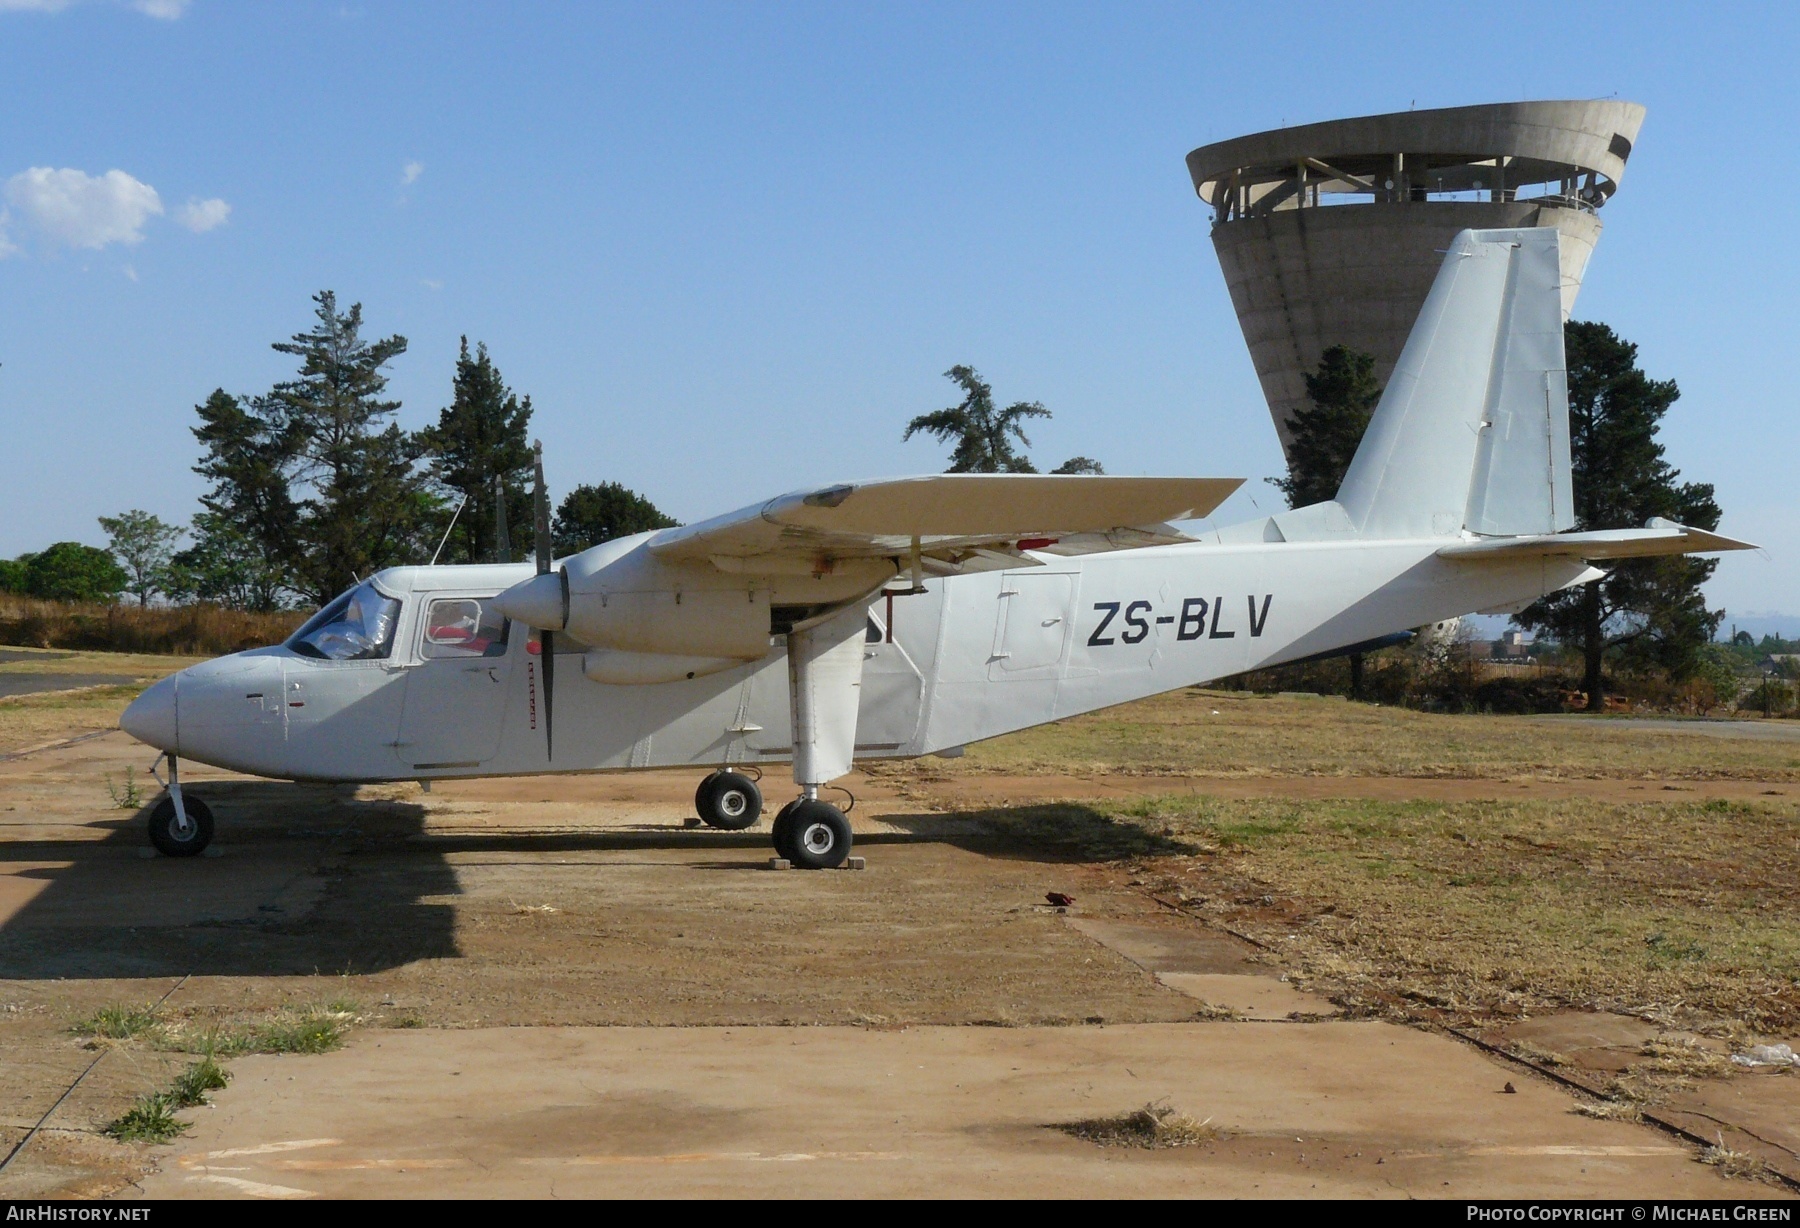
(1336, 227, 1573, 540)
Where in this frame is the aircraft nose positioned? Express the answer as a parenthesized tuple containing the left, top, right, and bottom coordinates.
(121, 673, 178, 752)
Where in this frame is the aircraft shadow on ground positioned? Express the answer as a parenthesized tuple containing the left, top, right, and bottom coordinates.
(0, 790, 1190, 982)
(396, 802, 1193, 865)
(875, 803, 1197, 863)
(0, 780, 459, 981)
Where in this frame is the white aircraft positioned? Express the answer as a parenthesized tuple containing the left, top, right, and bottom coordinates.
(121, 228, 1750, 866)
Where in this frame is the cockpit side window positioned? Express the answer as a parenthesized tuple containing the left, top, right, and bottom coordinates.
(287, 581, 403, 661)
(421, 597, 510, 659)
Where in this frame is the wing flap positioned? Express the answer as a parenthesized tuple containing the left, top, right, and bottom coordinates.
(650, 474, 1241, 569)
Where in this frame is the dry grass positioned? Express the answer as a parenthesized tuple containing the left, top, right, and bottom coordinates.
(0, 685, 148, 755)
(932, 688, 1800, 781)
(1056, 793, 1800, 1031)
(167, 1004, 356, 1057)
(0, 646, 193, 753)
(1701, 1140, 1768, 1181)
(1056, 1101, 1218, 1148)
(1572, 1100, 1643, 1123)
(1604, 1038, 1740, 1105)
(1507, 1040, 1570, 1067)
(75, 1002, 164, 1041)
(0, 595, 302, 656)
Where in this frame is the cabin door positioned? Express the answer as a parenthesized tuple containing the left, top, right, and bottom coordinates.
(394, 594, 511, 771)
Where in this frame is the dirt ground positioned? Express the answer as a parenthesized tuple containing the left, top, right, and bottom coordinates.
(0, 656, 1796, 1199)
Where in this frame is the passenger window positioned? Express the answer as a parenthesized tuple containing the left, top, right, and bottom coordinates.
(422, 597, 510, 659)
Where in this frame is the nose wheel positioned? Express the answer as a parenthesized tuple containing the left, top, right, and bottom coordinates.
(148, 795, 214, 857)
(770, 798, 852, 870)
(146, 752, 214, 857)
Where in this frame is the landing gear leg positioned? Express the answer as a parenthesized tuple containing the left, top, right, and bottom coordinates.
(148, 752, 214, 857)
(776, 606, 868, 870)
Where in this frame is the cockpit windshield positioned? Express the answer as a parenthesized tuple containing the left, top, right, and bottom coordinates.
(287, 581, 403, 661)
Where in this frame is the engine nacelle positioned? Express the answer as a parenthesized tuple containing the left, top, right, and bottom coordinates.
(571, 584, 774, 659)
(582, 649, 744, 686)
(494, 534, 892, 662)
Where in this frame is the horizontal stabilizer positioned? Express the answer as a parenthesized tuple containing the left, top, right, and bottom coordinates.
(1437, 520, 1756, 562)
(651, 474, 1242, 572)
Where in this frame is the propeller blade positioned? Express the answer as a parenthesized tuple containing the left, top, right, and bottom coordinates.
(532, 439, 551, 575)
(539, 628, 556, 761)
(526, 440, 555, 759)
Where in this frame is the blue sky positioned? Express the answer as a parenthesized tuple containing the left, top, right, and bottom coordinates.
(1, 1, 1795, 617)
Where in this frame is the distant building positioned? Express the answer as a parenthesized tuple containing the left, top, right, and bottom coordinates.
(1187, 100, 1645, 452)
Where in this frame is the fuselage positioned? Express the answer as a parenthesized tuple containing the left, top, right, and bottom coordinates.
(120, 530, 1590, 784)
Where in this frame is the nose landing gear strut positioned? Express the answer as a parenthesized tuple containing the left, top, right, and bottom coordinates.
(147, 752, 214, 858)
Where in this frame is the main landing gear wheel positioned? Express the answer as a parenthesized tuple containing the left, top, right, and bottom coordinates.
(148, 795, 214, 858)
(695, 771, 763, 831)
(773, 799, 852, 870)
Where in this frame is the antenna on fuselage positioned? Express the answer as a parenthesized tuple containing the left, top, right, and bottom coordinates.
(428, 493, 469, 567)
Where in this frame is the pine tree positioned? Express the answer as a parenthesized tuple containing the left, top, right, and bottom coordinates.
(264, 292, 436, 604)
(188, 388, 300, 605)
(187, 295, 439, 606)
(1272, 345, 1383, 508)
(418, 338, 535, 564)
(904, 366, 1049, 473)
(1514, 322, 1722, 707)
(1271, 346, 1384, 698)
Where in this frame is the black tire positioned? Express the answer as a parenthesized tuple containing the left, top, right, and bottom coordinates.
(781, 800, 852, 870)
(148, 795, 214, 858)
(769, 798, 802, 854)
(696, 771, 762, 831)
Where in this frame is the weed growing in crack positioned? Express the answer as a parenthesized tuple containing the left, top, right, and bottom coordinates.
(75, 1003, 160, 1041)
(167, 1056, 229, 1106)
(104, 768, 143, 810)
(1057, 1100, 1219, 1148)
(1700, 1137, 1766, 1181)
(104, 1093, 186, 1143)
(104, 1058, 230, 1144)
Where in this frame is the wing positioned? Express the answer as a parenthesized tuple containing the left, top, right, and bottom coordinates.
(1437, 519, 1756, 562)
(648, 474, 1243, 574)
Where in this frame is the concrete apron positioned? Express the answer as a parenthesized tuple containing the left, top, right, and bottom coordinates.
(142, 1021, 1748, 1200)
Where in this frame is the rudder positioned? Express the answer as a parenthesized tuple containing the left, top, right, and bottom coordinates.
(1335, 227, 1572, 540)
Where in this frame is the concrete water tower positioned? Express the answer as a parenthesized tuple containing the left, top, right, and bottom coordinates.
(1187, 100, 1645, 451)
